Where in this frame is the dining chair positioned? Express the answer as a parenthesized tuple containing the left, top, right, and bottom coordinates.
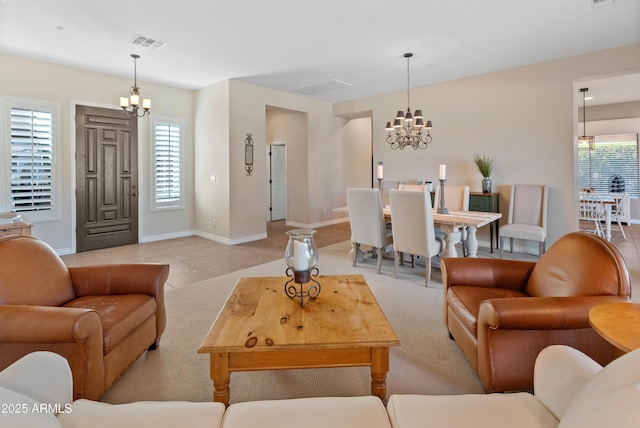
(389, 189, 442, 286)
(499, 184, 549, 258)
(380, 181, 400, 207)
(346, 188, 393, 273)
(611, 192, 629, 240)
(398, 183, 427, 192)
(579, 189, 605, 237)
(434, 185, 470, 256)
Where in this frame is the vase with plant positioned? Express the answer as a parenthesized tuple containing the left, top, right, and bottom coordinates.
(473, 154, 495, 193)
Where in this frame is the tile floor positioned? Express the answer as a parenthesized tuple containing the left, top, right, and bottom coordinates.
(61, 221, 640, 291)
(61, 221, 352, 291)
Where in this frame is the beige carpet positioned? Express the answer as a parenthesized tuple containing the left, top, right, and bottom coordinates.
(101, 241, 640, 405)
(101, 240, 486, 404)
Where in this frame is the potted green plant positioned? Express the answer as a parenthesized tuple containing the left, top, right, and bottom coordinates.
(473, 154, 495, 193)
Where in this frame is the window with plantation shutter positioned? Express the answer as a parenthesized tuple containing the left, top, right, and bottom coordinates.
(578, 133, 639, 197)
(5, 102, 59, 220)
(151, 117, 184, 210)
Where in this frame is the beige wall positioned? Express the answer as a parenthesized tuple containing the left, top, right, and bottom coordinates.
(0, 54, 195, 253)
(334, 43, 640, 252)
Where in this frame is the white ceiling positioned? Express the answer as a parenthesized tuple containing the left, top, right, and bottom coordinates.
(1, 0, 639, 104)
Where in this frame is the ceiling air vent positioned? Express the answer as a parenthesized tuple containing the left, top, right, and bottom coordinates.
(591, 0, 614, 7)
(294, 79, 352, 95)
(129, 35, 167, 50)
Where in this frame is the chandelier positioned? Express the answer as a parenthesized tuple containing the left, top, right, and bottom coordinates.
(578, 87, 594, 151)
(120, 54, 151, 118)
(385, 53, 433, 150)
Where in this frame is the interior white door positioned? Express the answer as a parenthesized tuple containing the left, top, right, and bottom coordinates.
(270, 144, 287, 221)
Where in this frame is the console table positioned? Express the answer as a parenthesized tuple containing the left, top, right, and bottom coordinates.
(469, 192, 500, 252)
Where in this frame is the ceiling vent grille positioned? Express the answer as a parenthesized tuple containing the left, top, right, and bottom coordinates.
(294, 79, 352, 95)
(129, 35, 167, 50)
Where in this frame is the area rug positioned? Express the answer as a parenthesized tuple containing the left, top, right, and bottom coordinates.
(101, 241, 486, 404)
(101, 241, 640, 405)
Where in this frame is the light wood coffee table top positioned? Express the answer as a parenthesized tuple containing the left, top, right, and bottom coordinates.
(589, 302, 640, 354)
(198, 274, 400, 405)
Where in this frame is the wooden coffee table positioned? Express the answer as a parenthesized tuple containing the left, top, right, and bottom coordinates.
(197, 274, 400, 406)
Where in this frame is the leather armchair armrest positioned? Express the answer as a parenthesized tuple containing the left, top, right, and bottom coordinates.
(0, 305, 102, 342)
(69, 263, 170, 297)
(479, 295, 629, 330)
(442, 258, 536, 292)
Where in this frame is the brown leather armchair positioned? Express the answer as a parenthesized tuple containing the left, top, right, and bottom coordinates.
(0, 235, 169, 400)
(442, 232, 631, 393)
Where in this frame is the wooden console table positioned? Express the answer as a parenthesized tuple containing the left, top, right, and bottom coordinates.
(469, 192, 500, 252)
(0, 213, 32, 237)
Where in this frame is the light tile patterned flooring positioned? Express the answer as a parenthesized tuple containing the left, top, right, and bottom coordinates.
(61, 221, 640, 291)
(61, 221, 352, 291)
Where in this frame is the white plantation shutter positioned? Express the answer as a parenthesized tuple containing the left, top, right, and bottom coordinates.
(578, 134, 639, 197)
(10, 107, 54, 213)
(152, 118, 184, 210)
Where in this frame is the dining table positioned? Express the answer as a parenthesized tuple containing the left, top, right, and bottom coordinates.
(334, 206, 502, 258)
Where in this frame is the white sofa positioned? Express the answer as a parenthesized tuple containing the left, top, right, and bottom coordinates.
(1, 346, 639, 427)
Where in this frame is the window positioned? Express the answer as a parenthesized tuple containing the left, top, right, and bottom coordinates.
(1, 99, 60, 221)
(578, 133, 639, 197)
(151, 116, 184, 210)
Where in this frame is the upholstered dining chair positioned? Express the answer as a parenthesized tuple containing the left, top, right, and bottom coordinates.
(434, 185, 470, 256)
(380, 180, 400, 207)
(499, 184, 549, 258)
(397, 183, 427, 192)
(346, 188, 393, 273)
(389, 189, 442, 286)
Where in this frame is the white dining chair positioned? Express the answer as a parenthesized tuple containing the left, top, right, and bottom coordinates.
(389, 189, 442, 287)
(379, 181, 400, 207)
(579, 189, 605, 238)
(499, 184, 549, 258)
(398, 183, 427, 192)
(611, 192, 629, 240)
(434, 185, 470, 256)
(346, 188, 393, 273)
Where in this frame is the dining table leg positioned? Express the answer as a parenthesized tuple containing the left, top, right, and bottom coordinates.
(465, 226, 479, 257)
(438, 225, 461, 258)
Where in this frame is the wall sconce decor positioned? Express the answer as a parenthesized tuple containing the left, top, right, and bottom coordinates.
(245, 133, 254, 176)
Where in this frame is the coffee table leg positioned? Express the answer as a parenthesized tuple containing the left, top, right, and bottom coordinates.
(211, 352, 230, 406)
(371, 347, 390, 402)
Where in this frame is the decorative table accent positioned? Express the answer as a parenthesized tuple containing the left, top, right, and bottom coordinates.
(437, 164, 448, 214)
(284, 229, 321, 307)
(473, 154, 495, 194)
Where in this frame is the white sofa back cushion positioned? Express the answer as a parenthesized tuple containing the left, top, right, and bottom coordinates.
(56, 399, 225, 428)
(0, 386, 62, 428)
(559, 347, 640, 428)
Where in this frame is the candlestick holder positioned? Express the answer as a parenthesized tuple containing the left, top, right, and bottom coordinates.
(284, 267, 321, 308)
(437, 178, 449, 214)
(284, 229, 321, 307)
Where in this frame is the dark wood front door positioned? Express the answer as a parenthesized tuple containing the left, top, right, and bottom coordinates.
(75, 106, 138, 252)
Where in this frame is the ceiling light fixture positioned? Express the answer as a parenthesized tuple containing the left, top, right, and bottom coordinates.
(578, 88, 594, 152)
(386, 53, 433, 150)
(120, 54, 151, 118)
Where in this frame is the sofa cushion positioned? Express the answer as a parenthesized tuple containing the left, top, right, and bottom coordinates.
(387, 393, 558, 428)
(222, 396, 391, 428)
(558, 347, 640, 428)
(57, 399, 225, 428)
(447, 285, 527, 335)
(0, 385, 63, 428)
(63, 294, 156, 353)
(0, 236, 75, 306)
